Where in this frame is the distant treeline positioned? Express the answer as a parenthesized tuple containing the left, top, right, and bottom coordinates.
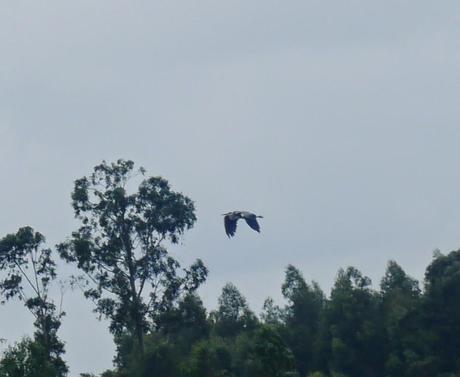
(1, 160, 459, 377)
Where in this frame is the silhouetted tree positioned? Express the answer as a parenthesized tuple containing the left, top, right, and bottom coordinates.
(0, 227, 67, 376)
(422, 250, 460, 375)
(158, 293, 210, 351)
(281, 265, 325, 376)
(0, 337, 65, 377)
(244, 326, 298, 377)
(325, 267, 384, 377)
(58, 159, 207, 353)
(261, 297, 284, 327)
(211, 283, 257, 338)
(380, 261, 421, 376)
(188, 337, 233, 377)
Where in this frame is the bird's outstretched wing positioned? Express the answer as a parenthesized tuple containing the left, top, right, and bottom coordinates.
(244, 216, 260, 233)
(224, 215, 238, 237)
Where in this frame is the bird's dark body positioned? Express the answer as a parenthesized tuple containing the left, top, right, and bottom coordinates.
(222, 211, 263, 237)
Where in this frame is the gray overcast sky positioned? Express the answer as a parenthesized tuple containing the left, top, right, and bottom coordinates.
(1, 1, 460, 375)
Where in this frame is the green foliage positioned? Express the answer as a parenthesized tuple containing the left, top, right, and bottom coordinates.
(380, 261, 422, 377)
(0, 227, 52, 303)
(101, 372, 118, 377)
(307, 373, 327, 377)
(3, 158, 460, 377)
(107, 332, 181, 377)
(188, 337, 234, 377)
(422, 250, 460, 374)
(281, 265, 325, 376)
(325, 267, 384, 377)
(261, 297, 284, 326)
(0, 338, 62, 377)
(243, 326, 297, 377)
(210, 283, 258, 338)
(4, 245, 460, 377)
(0, 227, 67, 376)
(58, 160, 207, 352)
(157, 293, 210, 352)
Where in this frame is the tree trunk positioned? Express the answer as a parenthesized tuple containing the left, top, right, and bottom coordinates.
(135, 310, 145, 354)
(127, 266, 145, 353)
(121, 220, 145, 354)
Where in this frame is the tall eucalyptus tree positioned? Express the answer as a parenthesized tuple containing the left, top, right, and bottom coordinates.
(58, 159, 207, 353)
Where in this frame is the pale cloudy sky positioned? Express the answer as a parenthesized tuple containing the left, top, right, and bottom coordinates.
(1, 1, 460, 375)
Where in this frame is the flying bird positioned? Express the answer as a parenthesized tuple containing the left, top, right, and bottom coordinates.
(222, 211, 263, 237)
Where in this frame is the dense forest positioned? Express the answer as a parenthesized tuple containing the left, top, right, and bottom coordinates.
(1, 160, 460, 377)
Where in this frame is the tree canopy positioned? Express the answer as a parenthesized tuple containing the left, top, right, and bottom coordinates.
(2, 159, 460, 377)
(58, 159, 207, 352)
(0, 227, 67, 376)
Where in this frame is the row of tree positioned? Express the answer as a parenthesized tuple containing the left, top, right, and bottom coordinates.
(2, 252, 460, 377)
(1, 159, 460, 377)
(99, 252, 460, 377)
